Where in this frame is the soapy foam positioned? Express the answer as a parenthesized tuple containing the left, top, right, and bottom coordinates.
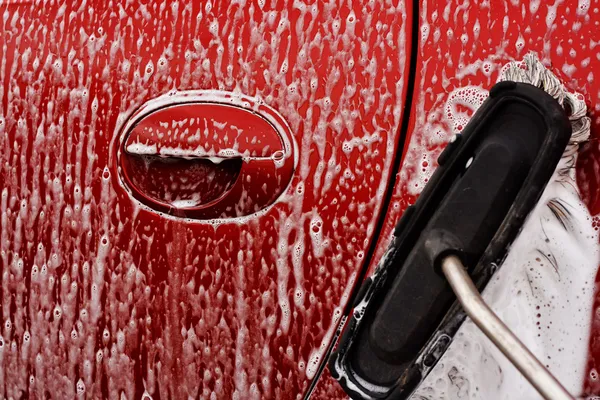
(411, 54, 600, 400)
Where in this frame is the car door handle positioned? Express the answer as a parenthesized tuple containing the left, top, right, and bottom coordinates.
(117, 91, 296, 219)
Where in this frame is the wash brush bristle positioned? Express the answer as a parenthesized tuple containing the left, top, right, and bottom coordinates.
(412, 54, 599, 400)
(500, 53, 591, 175)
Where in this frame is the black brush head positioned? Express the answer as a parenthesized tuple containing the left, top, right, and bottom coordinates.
(329, 81, 572, 399)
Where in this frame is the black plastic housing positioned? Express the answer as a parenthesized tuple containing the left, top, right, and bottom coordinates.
(329, 81, 572, 399)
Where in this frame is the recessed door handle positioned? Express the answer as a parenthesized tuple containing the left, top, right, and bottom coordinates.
(117, 91, 296, 219)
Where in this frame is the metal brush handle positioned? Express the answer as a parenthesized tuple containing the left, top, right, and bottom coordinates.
(441, 255, 575, 400)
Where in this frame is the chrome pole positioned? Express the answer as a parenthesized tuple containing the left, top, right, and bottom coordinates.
(441, 255, 575, 400)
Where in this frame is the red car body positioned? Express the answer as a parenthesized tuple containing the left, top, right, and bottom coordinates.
(0, 0, 599, 399)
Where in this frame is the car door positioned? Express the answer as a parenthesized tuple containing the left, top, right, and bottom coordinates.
(0, 0, 413, 398)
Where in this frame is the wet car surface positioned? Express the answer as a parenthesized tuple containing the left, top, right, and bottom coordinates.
(2, 0, 600, 399)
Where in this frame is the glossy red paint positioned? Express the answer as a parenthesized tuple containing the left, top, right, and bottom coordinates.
(5, 0, 600, 398)
(0, 0, 411, 398)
